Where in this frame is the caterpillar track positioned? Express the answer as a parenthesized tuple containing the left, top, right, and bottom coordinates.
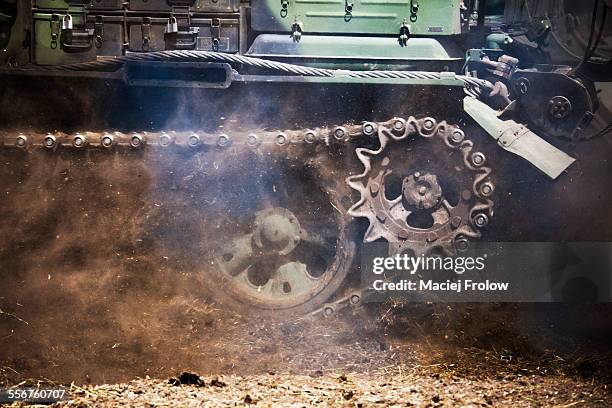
(0, 116, 494, 318)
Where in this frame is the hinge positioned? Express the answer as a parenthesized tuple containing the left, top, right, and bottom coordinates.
(50, 14, 61, 49)
(141, 17, 151, 51)
(94, 15, 104, 48)
(410, 0, 419, 22)
(211, 18, 221, 51)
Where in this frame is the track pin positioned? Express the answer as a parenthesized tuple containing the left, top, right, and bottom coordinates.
(159, 133, 173, 147)
(73, 134, 87, 148)
(217, 134, 231, 148)
(188, 133, 201, 148)
(15, 134, 28, 149)
(43, 134, 57, 149)
(101, 133, 115, 148)
(323, 304, 336, 317)
(130, 133, 145, 148)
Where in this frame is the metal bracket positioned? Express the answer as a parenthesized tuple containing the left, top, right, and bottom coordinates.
(398, 19, 410, 47)
(50, 14, 61, 49)
(141, 17, 151, 51)
(291, 19, 303, 43)
(211, 18, 221, 51)
(410, 0, 419, 22)
(280, 0, 289, 18)
(94, 15, 104, 48)
(497, 124, 528, 148)
(464, 96, 575, 179)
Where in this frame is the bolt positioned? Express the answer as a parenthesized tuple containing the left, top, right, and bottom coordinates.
(516, 77, 530, 95)
(473, 213, 489, 228)
(304, 130, 317, 143)
(451, 130, 464, 143)
(15, 135, 27, 148)
(130, 134, 144, 148)
(217, 134, 230, 147)
(247, 134, 259, 147)
(414, 172, 421, 179)
(159, 133, 172, 147)
(276, 133, 287, 145)
(455, 236, 469, 252)
(472, 152, 485, 166)
(323, 305, 335, 317)
(480, 182, 494, 196)
(393, 119, 405, 131)
(334, 127, 346, 140)
(423, 118, 436, 131)
(350, 294, 361, 305)
(101, 134, 114, 148)
(363, 122, 376, 136)
(44, 135, 56, 148)
(73, 134, 85, 147)
(188, 134, 201, 147)
(418, 186, 427, 195)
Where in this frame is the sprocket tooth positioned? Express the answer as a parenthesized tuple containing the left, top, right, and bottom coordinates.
(345, 117, 494, 253)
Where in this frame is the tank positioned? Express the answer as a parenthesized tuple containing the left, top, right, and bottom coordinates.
(0, 0, 610, 318)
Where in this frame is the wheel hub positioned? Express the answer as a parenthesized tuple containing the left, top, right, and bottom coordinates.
(402, 171, 442, 210)
(252, 208, 301, 255)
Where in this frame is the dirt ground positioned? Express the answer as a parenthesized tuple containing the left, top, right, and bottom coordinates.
(2, 302, 611, 407)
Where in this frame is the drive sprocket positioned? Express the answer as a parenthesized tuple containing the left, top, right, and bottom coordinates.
(347, 117, 494, 255)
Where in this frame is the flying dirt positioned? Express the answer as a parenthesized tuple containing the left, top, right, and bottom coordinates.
(0, 0, 611, 405)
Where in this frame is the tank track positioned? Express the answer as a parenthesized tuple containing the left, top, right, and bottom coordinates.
(0, 116, 494, 319)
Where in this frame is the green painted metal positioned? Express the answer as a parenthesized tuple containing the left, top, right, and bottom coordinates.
(33, 11, 123, 66)
(247, 35, 458, 59)
(251, 0, 462, 36)
(34, 0, 122, 10)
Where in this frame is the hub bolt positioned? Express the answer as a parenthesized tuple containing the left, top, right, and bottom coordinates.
(349, 294, 361, 305)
